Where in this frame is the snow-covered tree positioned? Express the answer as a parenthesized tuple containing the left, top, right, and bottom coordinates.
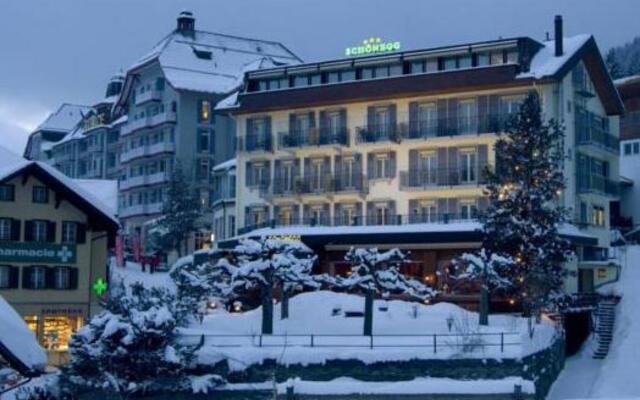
(479, 91, 573, 316)
(65, 282, 208, 398)
(222, 238, 319, 333)
(455, 250, 513, 325)
(605, 48, 624, 80)
(340, 247, 437, 335)
(158, 162, 201, 256)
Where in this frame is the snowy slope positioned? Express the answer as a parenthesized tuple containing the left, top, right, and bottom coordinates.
(0, 295, 46, 372)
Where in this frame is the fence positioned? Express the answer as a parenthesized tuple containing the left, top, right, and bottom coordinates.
(182, 332, 521, 353)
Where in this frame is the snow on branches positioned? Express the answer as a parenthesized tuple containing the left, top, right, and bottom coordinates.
(457, 250, 514, 291)
(341, 247, 437, 300)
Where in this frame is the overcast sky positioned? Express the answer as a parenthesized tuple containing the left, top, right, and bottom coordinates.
(0, 0, 638, 154)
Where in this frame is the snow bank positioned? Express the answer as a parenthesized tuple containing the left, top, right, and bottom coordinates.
(0, 295, 46, 372)
(183, 291, 557, 370)
(110, 259, 175, 291)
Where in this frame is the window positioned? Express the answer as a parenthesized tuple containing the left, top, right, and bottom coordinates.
(199, 100, 210, 122)
(458, 100, 478, 134)
(32, 186, 49, 204)
(341, 69, 356, 81)
(373, 107, 391, 134)
(0, 184, 15, 201)
(374, 154, 389, 179)
(293, 75, 309, 87)
(374, 204, 390, 225)
(54, 267, 71, 289)
(634, 142, 640, 154)
(491, 51, 504, 65)
(476, 52, 489, 66)
(500, 96, 524, 115)
(198, 159, 210, 181)
(460, 202, 478, 220)
(411, 60, 425, 73)
(460, 151, 477, 183)
(592, 205, 605, 227)
(419, 152, 437, 185)
(0, 218, 12, 241)
(32, 220, 48, 242)
(30, 266, 46, 289)
(0, 266, 11, 288)
(310, 160, 324, 191)
(443, 57, 457, 70)
(506, 50, 518, 63)
(413, 201, 437, 223)
(342, 158, 355, 188)
(327, 111, 343, 136)
(62, 222, 77, 244)
(417, 103, 437, 136)
(282, 162, 295, 192)
(458, 55, 472, 68)
(251, 163, 267, 187)
(229, 216, 236, 237)
(198, 129, 210, 152)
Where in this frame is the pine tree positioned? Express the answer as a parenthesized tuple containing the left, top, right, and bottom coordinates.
(605, 48, 624, 80)
(65, 282, 210, 398)
(158, 162, 201, 257)
(479, 92, 573, 316)
(222, 238, 320, 334)
(340, 247, 437, 335)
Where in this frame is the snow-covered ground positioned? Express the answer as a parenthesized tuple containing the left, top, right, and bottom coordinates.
(547, 245, 640, 400)
(180, 290, 557, 371)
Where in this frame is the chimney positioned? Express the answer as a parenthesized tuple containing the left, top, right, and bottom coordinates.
(177, 11, 195, 38)
(554, 15, 563, 56)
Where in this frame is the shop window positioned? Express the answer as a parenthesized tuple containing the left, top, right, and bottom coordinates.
(42, 316, 83, 351)
(24, 316, 39, 338)
(32, 186, 49, 204)
(0, 184, 15, 201)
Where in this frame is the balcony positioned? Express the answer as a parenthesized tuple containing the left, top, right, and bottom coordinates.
(356, 123, 403, 144)
(121, 112, 176, 136)
(135, 90, 162, 106)
(238, 212, 478, 235)
(577, 174, 619, 197)
(120, 172, 170, 191)
(120, 142, 175, 163)
(119, 202, 163, 218)
(278, 128, 349, 149)
(575, 112, 618, 154)
(244, 132, 272, 152)
(399, 164, 490, 189)
(263, 174, 368, 198)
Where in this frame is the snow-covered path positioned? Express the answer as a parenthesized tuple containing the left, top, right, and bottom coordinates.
(547, 245, 640, 399)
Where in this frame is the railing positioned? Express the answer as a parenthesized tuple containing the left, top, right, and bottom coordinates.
(278, 128, 349, 149)
(356, 123, 403, 143)
(400, 164, 490, 189)
(212, 187, 236, 202)
(245, 132, 273, 152)
(135, 89, 162, 106)
(576, 174, 619, 197)
(238, 212, 479, 235)
(265, 174, 368, 198)
(575, 109, 618, 153)
(182, 332, 520, 353)
(120, 142, 175, 163)
(121, 112, 176, 136)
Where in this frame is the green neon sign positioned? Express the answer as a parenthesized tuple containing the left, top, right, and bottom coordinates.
(345, 37, 401, 57)
(0, 243, 76, 264)
(93, 278, 108, 296)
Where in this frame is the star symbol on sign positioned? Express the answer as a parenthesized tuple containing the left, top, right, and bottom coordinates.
(93, 278, 108, 296)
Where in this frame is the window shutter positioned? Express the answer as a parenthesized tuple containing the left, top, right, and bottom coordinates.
(477, 144, 489, 183)
(246, 118, 254, 136)
(367, 106, 375, 129)
(408, 199, 418, 223)
(244, 206, 251, 227)
(303, 205, 310, 224)
(409, 150, 418, 186)
(24, 220, 33, 242)
(334, 155, 342, 187)
(69, 268, 78, 290)
(245, 162, 252, 187)
(489, 95, 500, 131)
(323, 156, 331, 190)
(323, 203, 330, 225)
(265, 116, 272, 151)
(388, 200, 397, 224)
(45, 267, 55, 289)
(448, 99, 459, 135)
(289, 114, 296, 133)
(437, 100, 448, 136)
(9, 266, 20, 289)
(448, 147, 459, 185)
(478, 96, 488, 132)
(294, 158, 301, 180)
(47, 221, 56, 243)
(366, 202, 374, 225)
(318, 111, 327, 134)
(293, 204, 300, 225)
(388, 152, 396, 178)
(448, 198, 459, 217)
(339, 109, 348, 143)
(304, 158, 311, 180)
(367, 153, 374, 179)
(265, 161, 271, 187)
(309, 111, 316, 128)
(409, 102, 419, 138)
(437, 148, 448, 185)
(77, 223, 87, 244)
(355, 202, 363, 225)
(437, 198, 448, 221)
(11, 219, 21, 241)
(273, 205, 281, 223)
(389, 104, 398, 140)
(273, 160, 282, 193)
(22, 267, 32, 289)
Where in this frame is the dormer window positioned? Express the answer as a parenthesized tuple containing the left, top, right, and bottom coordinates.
(192, 46, 212, 60)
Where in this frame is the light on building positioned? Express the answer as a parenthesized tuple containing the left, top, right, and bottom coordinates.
(508, 298, 516, 306)
(233, 301, 243, 313)
(210, 233, 216, 243)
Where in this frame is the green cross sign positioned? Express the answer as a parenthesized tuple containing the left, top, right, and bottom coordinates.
(93, 278, 108, 296)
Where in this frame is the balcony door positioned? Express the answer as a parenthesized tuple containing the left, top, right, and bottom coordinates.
(414, 201, 437, 223)
(419, 152, 437, 185)
(282, 162, 295, 193)
(374, 107, 391, 136)
(418, 103, 437, 137)
(459, 201, 478, 220)
(341, 205, 356, 226)
(311, 160, 323, 192)
(342, 157, 355, 189)
(458, 100, 478, 135)
(375, 204, 390, 225)
(327, 111, 342, 136)
(459, 151, 477, 184)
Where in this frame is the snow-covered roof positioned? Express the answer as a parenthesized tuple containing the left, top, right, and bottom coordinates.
(614, 74, 640, 86)
(0, 146, 119, 225)
(0, 295, 46, 375)
(128, 30, 301, 95)
(212, 158, 236, 172)
(34, 103, 91, 133)
(517, 34, 591, 79)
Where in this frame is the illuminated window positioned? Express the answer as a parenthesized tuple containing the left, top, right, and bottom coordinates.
(42, 316, 83, 351)
(24, 316, 39, 337)
(199, 100, 210, 122)
(592, 205, 605, 226)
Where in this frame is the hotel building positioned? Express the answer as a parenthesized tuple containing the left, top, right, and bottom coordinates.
(223, 17, 623, 301)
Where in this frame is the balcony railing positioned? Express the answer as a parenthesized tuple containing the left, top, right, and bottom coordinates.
(577, 174, 619, 197)
(120, 172, 170, 191)
(121, 112, 176, 136)
(575, 113, 618, 153)
(278, 128, 349, 149)
(400, 164, 490, 189)
(238, 212, 478, 235)
(356, 123, 403, 144)
(120, 142, 175, 163)
(244, 132, 272, 152)
(135, 90, 162, 106)
(262, 174, 368, 198)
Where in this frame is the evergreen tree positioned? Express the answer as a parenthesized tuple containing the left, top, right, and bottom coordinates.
(340, 247, 437, 335)
(605, 48, 624, 80)
(158, 162, 201, 256)
(478, 92, 573, 316)
(65, 282, 210, 398)
(222, 238, 320, 334)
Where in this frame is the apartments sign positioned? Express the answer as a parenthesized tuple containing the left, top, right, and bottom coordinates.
(0, 243, 77, 264)
(345, 37, 401, 57)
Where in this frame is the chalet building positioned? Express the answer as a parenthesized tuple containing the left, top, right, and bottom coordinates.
(615, 75, 640, 238)
(221, 16, 623, 303)
(113, 11, 301, 253)
(0, 146, 118, 364)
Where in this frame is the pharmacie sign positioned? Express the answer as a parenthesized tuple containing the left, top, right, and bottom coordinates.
(0, 243, 76, 264)
(345, 37, 401, 57)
